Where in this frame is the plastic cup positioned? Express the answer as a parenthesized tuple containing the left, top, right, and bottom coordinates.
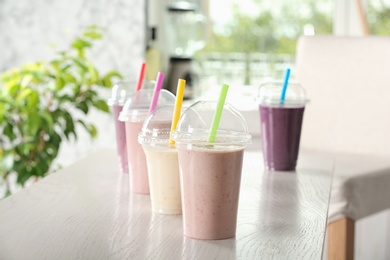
(107, 80, 136, 174)
(138, 105, 182, 214)
(258, 80, 309, 171)
(118, 87, 175, 194)
(172, 101, 252, 240)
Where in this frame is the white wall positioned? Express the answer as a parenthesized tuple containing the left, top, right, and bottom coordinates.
(0, 0, 146, 192)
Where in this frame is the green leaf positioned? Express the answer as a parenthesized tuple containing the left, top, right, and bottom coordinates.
(62, 72, 77, 84)
(89, 124, 97, 138)
(36, 153, 51, 176)
(55, 75, 65, 90)
(3, 83, 21, 97)
(45, 142, 59, 159)
(25, 111, 41, 135)
(40, 110, 54, 129)
(101, 70, 123, 87)
(4, 122, 16, 140)
(14, 160, 31, 186)
(71, 38, 92, 50)
(73, 84, 81, 96)
(20, 75, 33, 88)
(62, 112, 76, 140)
(17, 88, 39, 108)
(87, 61, 99, 83)
(48, 131, 62, 148)
(77, 120, 97, 138)
(0, 102, 5, 122)
(71, 57, 88, 73)
(92, 99, 109, 112)
(83, 31, 103, 39)
(19, 142, 36, 157)
(57, 94, 74, 103)
(76, 102, 89, 114)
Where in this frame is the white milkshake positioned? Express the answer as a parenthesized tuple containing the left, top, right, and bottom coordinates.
(142, 145, 181, 214)
(138, 106, 182, 215)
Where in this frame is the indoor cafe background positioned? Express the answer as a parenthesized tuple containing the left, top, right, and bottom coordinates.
(0, 0, 389, 259)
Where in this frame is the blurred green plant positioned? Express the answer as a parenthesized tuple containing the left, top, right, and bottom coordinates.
(0, 25, 122, 198)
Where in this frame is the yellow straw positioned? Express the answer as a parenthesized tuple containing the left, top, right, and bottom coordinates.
(169, 79, 186, 146)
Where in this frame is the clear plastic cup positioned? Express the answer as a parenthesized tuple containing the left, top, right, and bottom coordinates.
(172, 101, 252, 240)
(258, 80, 309, 171)
(138, 105, 182, 214)
(107, 80, 136, 174)
(118, 88, 175, 194)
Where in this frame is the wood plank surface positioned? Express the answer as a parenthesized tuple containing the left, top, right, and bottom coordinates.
(0, 147, 332, 260)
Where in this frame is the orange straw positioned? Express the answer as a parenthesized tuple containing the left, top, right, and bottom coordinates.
(135, 62, 146, 91)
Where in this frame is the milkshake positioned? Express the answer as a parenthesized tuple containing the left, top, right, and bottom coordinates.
(119, 88, 175, 194)
(143, 145, 181, 214)
(258, 80, 308, 171)
(139, 106, 182, 214)
(108, 81, 136, 174)
(178, 145, 244, 239)
(126, 120, 149, 194)
(112, 105, 128, 173)
(172, 101, 251, 240)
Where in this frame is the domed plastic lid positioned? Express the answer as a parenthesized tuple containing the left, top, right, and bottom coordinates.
(107, 81, 135, 106)
(107, 80, 156, 106)
(172, 101, 252, 146)
(118, 88, 175, 122)
(257, 79, 309, 107)
(138, 105, 175, 146)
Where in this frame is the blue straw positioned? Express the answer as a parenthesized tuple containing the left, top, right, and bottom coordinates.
(280, 68, 291, 105)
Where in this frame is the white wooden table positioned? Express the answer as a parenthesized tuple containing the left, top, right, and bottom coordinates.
(0, 142, 333, 260)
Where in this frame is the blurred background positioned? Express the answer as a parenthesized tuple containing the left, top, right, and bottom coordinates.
(1, 0, 390, 258)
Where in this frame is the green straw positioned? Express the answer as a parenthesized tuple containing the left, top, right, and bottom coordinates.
(207, 84, 229, 143)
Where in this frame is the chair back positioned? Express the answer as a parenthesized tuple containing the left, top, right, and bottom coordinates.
(295, 35, 390, 156)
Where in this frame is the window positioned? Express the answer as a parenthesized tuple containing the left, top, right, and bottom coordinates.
(195, 0, 333, 92)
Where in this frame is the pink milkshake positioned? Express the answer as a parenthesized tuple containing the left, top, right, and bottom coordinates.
(119, 88, 175, 194)
(112, 105, 128, 173)
(125, 120, 149, 194)
(178, 146, 244, 239)
(172, 101, 251, 240)
(108, 81, 136, 174)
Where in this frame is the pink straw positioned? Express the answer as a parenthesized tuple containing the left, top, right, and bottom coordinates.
(149, 72, 164, 113)
(135, 62, 146, 91)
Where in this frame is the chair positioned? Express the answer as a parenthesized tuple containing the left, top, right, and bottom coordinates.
(295, 35, 390, 260)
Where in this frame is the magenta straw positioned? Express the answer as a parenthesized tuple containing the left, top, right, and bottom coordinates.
(149, 72, 165, 113)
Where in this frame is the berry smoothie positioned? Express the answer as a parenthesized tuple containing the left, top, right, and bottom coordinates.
(178, 146, 244, 240)
(113, 104, 129, 174)
(259, 105, 305, 171)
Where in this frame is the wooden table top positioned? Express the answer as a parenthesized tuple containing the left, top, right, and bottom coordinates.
(0, 144, 333, 260)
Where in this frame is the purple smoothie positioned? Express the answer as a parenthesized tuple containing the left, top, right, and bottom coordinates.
(113, 104, 129, 174)
(260, 105, 305, 171)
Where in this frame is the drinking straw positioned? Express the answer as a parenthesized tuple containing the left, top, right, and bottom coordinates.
(280, 67, 291, 105)
(135, 62, 146, 91)
(169, 79, 186, 146)
(149, 72, 164, 113)
(207, 84, 229, 143)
